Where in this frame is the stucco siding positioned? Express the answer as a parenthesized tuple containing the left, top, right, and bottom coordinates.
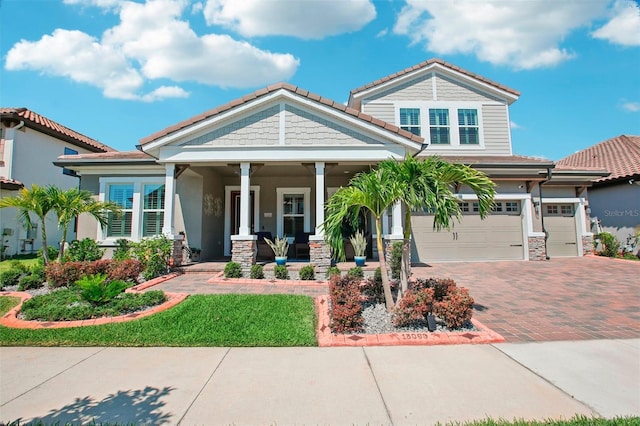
(362, 102, 395, 124)
(589, 184, 640, 247)
(284, 105, 383, 146)
(364, 73, 433, 102)
(181, 105, 280, 147)
(436, 74, 502, 102)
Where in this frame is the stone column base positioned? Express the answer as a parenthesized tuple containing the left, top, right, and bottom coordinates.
(231, 236, 257, 274)
(582, 235, 594, 256)
(528, 235, 546, 261)
(171, 237, 184, 267)
(309, 236, 331, 275)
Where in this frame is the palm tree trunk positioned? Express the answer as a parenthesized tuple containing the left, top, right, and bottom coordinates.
(375, 217, 394, 311)
(58, 228, 68, 262)
(39, 216, 49, 265)
(398, 207, 413, 296)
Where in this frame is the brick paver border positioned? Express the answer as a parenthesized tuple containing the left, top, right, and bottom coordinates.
(314, 296, 505, 347)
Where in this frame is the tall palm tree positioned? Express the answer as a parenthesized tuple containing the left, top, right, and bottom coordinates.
(48, 186, 121, 261)
(323, 168, 401, 311)
(380, 155, 496, 292)
(0, 184, 54, 264)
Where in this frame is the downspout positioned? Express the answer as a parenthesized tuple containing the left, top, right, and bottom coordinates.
(538, 167, 553, 260)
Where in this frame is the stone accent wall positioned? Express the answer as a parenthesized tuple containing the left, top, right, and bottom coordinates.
(528, 236, 546, 261)
(582, 235, 594, 256)
(309, 239, 332, 274)
(231, 239, 257, 274)
(171, 239, 184, 267)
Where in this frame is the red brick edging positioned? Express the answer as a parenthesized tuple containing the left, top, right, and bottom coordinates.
(128, 272, 181, 291)
(0, 290, 188, 329)
(314, 295, 505, 347)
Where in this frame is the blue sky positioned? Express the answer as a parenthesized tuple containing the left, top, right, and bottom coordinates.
(1, 0, 639, 161)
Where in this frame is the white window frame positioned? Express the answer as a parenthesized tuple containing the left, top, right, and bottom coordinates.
(141, 183, 165, 238)
(276, 187, 311, 242)
(394, 101, 485, 149)
(399, 107, 421, 136)
(98, 177, 165, 242)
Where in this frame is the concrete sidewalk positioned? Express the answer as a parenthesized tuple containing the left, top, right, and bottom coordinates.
(2, 340, 638, 424)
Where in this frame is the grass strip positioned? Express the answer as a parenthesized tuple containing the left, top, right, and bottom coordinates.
(439, 415, 640, 425)
(0, 294, 317, 347)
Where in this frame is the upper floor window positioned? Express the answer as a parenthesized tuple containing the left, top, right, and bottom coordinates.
(62, 147, 78, 176)
(399, 108, 421, 136)
(429, 108, 450, 144)
(458, 109, 479, 145)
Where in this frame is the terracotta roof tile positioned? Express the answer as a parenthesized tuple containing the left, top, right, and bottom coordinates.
(433, 154, 554, 166)
(556, 135, 640, 183)
(0, 176, 24, 189)
(0, 108, 114, 153)
(56, 150, 155, 163)
(349, 58, 520, 99)
(139, 82, 424, 146)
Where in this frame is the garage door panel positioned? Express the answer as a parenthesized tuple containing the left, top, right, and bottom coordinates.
(545, 214, 578, 257)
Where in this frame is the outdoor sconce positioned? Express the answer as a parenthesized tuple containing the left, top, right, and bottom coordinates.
(532, 200, 540, 215)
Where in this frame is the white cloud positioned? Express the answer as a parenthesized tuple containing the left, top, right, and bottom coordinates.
(393, 0, 610, 70)
(6, 0, 300, 101)
(620, 101, 640, 112)
(203, 0, 376, 39)
(510, 120, 523, 130)
(62, 0, 123, 9)
(592, 0, 640, 46)
(376, 28, 388, 38)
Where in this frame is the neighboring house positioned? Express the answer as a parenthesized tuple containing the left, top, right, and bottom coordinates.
(0, 108, 114, 257)
(56, 58, 605, 269)
(557, 135, 640, 252)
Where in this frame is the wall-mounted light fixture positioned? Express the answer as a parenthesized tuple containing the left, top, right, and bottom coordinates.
(532, 199, 540, 215)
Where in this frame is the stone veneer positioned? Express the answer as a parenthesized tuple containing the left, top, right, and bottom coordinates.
(309, 237, 332, 274)
(171, 238, 184, 267)
(231, 239, 257, 274)
(582, 235, 594, 255)
(528, 236, 547, 261)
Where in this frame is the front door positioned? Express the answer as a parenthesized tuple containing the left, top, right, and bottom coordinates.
(231, 190, 255, 235)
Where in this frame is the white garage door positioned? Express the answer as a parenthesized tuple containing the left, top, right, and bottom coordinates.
(544, 204, 578, 257)
(411, 201, 524, 263)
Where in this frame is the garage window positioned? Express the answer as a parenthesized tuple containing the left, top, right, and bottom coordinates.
(505, 202, 519, 213)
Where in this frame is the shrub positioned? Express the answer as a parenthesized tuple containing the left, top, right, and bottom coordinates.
(66, 238, 105, 262)
(274, 265, 289, 280)
(389, 241, 403, 279)
(329, 275, 363, 333)
(361, 267, 384, 304)
(9, 260, 28, 273)
(30, 264, 46, 282)
(18, 274, 45, 291)
(37, 246, 59, 264)
(130, 235, 172, 280)
(393, 288, 434, 327)
(224, 262, 242, 278)
(325, 266, 341, 279)
(433, 287, 474, 329)
(75, 274, 129, 305)
(113, 238, 132, 261)
(107, 259, 144, 282)
(0, 269, 24, 289)
(347, 266, 364, 279)
(299, 265, 315, 280)
(596, 232, 621, 258)
(45, 261, 85, 288)
(84, 259, 112, 276)
(250, 264, 264, 279)
(412, 277, 457, 301)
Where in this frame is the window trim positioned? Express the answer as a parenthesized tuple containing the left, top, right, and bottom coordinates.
(98, 177, 165, 242)
(399, 107, 421, 136)
(276, 187, 311, 241)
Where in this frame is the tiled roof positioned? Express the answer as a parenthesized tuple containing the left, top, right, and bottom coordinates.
(556, 135, 640, 183)
(0, 108, 114, 153)
(56, 150, 155, 162)
(139, 82, 425, 146)
(434, 154, 554, 166)
(349, 58, 520, 98)
(0, 176, 24, 190)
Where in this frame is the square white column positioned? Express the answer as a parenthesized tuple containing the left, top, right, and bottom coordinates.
(238, 162, 251, 236)
(314, 161, 325, 236)
(391, 200, 403, 237)
(162, 163, 176, 237)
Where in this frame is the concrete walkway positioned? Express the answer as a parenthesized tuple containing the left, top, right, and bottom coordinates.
(2, 340, 638, 424)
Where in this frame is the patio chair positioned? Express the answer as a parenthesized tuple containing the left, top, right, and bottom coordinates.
(255, 231, 275, 261)
(294, 231, 311, 259)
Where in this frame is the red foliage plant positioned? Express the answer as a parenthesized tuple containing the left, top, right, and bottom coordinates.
(45, 259, 144, 288)
(392, 288, 434, 327)
(433, 287, 475, 329)
(107, 259, 144, 282)
(329, 274, 363, 334)
(412, 277, 456, 301)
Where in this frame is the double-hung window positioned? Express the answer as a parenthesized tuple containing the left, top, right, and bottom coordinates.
(429, 108, 450, 144)
(458, 109, 479, 144)
(62, 147, 78, 176)
(142, 184, 165, 237)
(106, 184, 134, 238)
(276, 188, 310, 239)
(399, 108, 421, 136)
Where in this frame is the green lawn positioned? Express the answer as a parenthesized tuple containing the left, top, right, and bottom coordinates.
(439, 415, 640, 425)
(0, 294, 317, 347)
(0, 255, 40, 272)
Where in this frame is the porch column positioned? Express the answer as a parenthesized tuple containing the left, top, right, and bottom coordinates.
(310, 161, 330, 273)
(238, 162, 251, 236)
(232, 162, 257, 272)
(162, 164, 176, 237)
(391, 201, 403, 237)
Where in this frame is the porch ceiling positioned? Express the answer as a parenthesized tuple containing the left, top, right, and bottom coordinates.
(190, 163, 373, 178)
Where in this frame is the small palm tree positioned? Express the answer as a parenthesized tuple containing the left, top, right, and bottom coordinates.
(324, 168, 400, 311)
(48, 186, 121, 261)
(0, 184, 54, 264)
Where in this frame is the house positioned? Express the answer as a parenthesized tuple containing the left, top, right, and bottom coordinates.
(557, 135, 640, 253)
(55, 58, 605, 270)
(0, 108, 114, 257)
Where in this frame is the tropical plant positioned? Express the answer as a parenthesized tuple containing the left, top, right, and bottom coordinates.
(323, 167, 400, 311)
(48, 186, 120, 262)
(265, 236, 289, 258)
(596, 232, 620, 258)
(75, 273, 129, 305)
(113, 238, 132, 261)
(66, 238, 105, 262)
(349, 231, 367, 257)
(129, 235, 172, 280)
(0, 185, 54, 264)
(379, 155, 495, 293)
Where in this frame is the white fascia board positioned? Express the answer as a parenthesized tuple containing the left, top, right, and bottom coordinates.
(456, 193, 531, 201)
(66, 166, 163, 175)
(158, 145, 407, 163)
(354, 63, 518, 104)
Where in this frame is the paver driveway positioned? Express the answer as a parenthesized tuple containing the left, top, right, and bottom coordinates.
(415, 256, 640, 342)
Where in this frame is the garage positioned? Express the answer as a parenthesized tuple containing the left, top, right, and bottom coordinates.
(411, 201, 525, 263)
(544, 204, 579, 257)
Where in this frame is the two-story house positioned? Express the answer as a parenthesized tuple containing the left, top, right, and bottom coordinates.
(56, 59, 604, 268)
(0, 108, 114, 257)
